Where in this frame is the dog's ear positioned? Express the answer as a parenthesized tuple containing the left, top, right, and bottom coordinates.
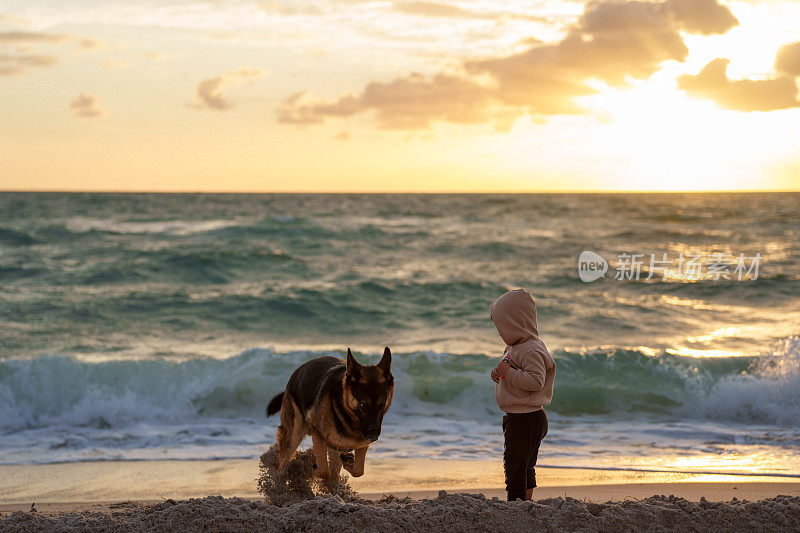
(346, 348, 361, 378)
(377, 346, 391, 373)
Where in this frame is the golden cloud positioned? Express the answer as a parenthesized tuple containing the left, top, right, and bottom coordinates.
(0, 53, 58, 76)
(277, 0, 739, 129)
(391, 1, 546, 21)
(276, 72, 493, 129)
(678, 58, 799, 112)
(70, 93, 106, 118)
(190, 67, 265, 110)
(0, 30, 103, 77)
(0, 31, 102, 49)
(667, 0, 739, 35)
(776, 41, 800, 76)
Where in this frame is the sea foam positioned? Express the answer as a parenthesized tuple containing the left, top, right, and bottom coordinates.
(1, 340, 799, 433)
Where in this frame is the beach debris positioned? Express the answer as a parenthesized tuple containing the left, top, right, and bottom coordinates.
(257, 443, 359, 506)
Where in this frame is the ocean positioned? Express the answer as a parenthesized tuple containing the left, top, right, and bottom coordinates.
(0, 192, 798, 478)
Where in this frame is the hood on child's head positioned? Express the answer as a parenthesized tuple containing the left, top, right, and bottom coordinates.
(490, 288, 539, 346)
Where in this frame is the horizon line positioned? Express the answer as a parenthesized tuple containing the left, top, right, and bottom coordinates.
(2, 189, 799, 195)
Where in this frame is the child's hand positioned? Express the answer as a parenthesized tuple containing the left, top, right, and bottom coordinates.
(496, 360, 511, 379)
(490, 368, 501, 383)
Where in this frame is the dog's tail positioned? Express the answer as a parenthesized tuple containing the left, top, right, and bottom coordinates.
(266, 392, 284, 417)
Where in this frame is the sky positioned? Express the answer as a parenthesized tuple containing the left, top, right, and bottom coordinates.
(1, 0, 799, 192)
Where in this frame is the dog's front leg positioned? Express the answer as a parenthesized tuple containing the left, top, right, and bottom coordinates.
(345, 445, 368, 477)
(311, 433, 331, 480)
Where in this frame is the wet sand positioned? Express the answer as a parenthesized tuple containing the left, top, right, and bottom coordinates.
(3, 457, 799, 504)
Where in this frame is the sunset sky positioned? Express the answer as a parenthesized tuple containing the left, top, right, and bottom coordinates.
(1, 0, 799, 192)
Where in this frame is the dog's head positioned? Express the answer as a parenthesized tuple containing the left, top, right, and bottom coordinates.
(344, 347, 394, 442)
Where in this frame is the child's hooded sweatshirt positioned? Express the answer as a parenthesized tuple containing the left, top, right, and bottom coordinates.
(491, 289, 556, 413)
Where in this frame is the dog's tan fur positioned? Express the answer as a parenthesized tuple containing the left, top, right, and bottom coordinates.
(271, 349, 393, 483)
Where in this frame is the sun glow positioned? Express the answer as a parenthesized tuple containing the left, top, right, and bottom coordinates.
(703, 0, 800, 78)
(1, 0, 799, 192)
(575, 71, 794, 191)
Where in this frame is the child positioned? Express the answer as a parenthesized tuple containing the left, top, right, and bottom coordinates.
(489, 288, 556, 501)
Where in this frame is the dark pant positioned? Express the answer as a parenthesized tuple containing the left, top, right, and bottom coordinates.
(502, 409, 548, 501)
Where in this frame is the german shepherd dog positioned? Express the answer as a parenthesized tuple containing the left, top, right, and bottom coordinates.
(265, 347, 393, 483)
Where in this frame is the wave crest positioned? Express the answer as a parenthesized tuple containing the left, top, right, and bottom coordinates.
(1, 339, 798, 433)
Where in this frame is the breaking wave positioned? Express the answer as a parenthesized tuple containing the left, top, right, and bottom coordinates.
(2, 337, 798, 433)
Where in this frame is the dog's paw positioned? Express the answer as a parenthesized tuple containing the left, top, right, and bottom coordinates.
(340, 452, 355, 472)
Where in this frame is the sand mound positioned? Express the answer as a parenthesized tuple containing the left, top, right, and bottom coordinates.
(257, 443, 359, 505)
(3, 492, 799, 532)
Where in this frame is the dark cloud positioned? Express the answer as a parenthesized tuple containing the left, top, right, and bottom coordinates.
(776, 41, 800, 76)
(70, 93, 106, 118)
(277, 0, 740, 129)
(678, 58, 799, 112)
(190, 67, 265, 110)
(0, 53, 57, 76)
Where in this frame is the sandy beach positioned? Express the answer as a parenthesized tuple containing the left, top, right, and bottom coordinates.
(3, 458, 800, 503)
(4, 0, 800, 525)
(2, 458, 799, 531)
(2, 489, 799, 532)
